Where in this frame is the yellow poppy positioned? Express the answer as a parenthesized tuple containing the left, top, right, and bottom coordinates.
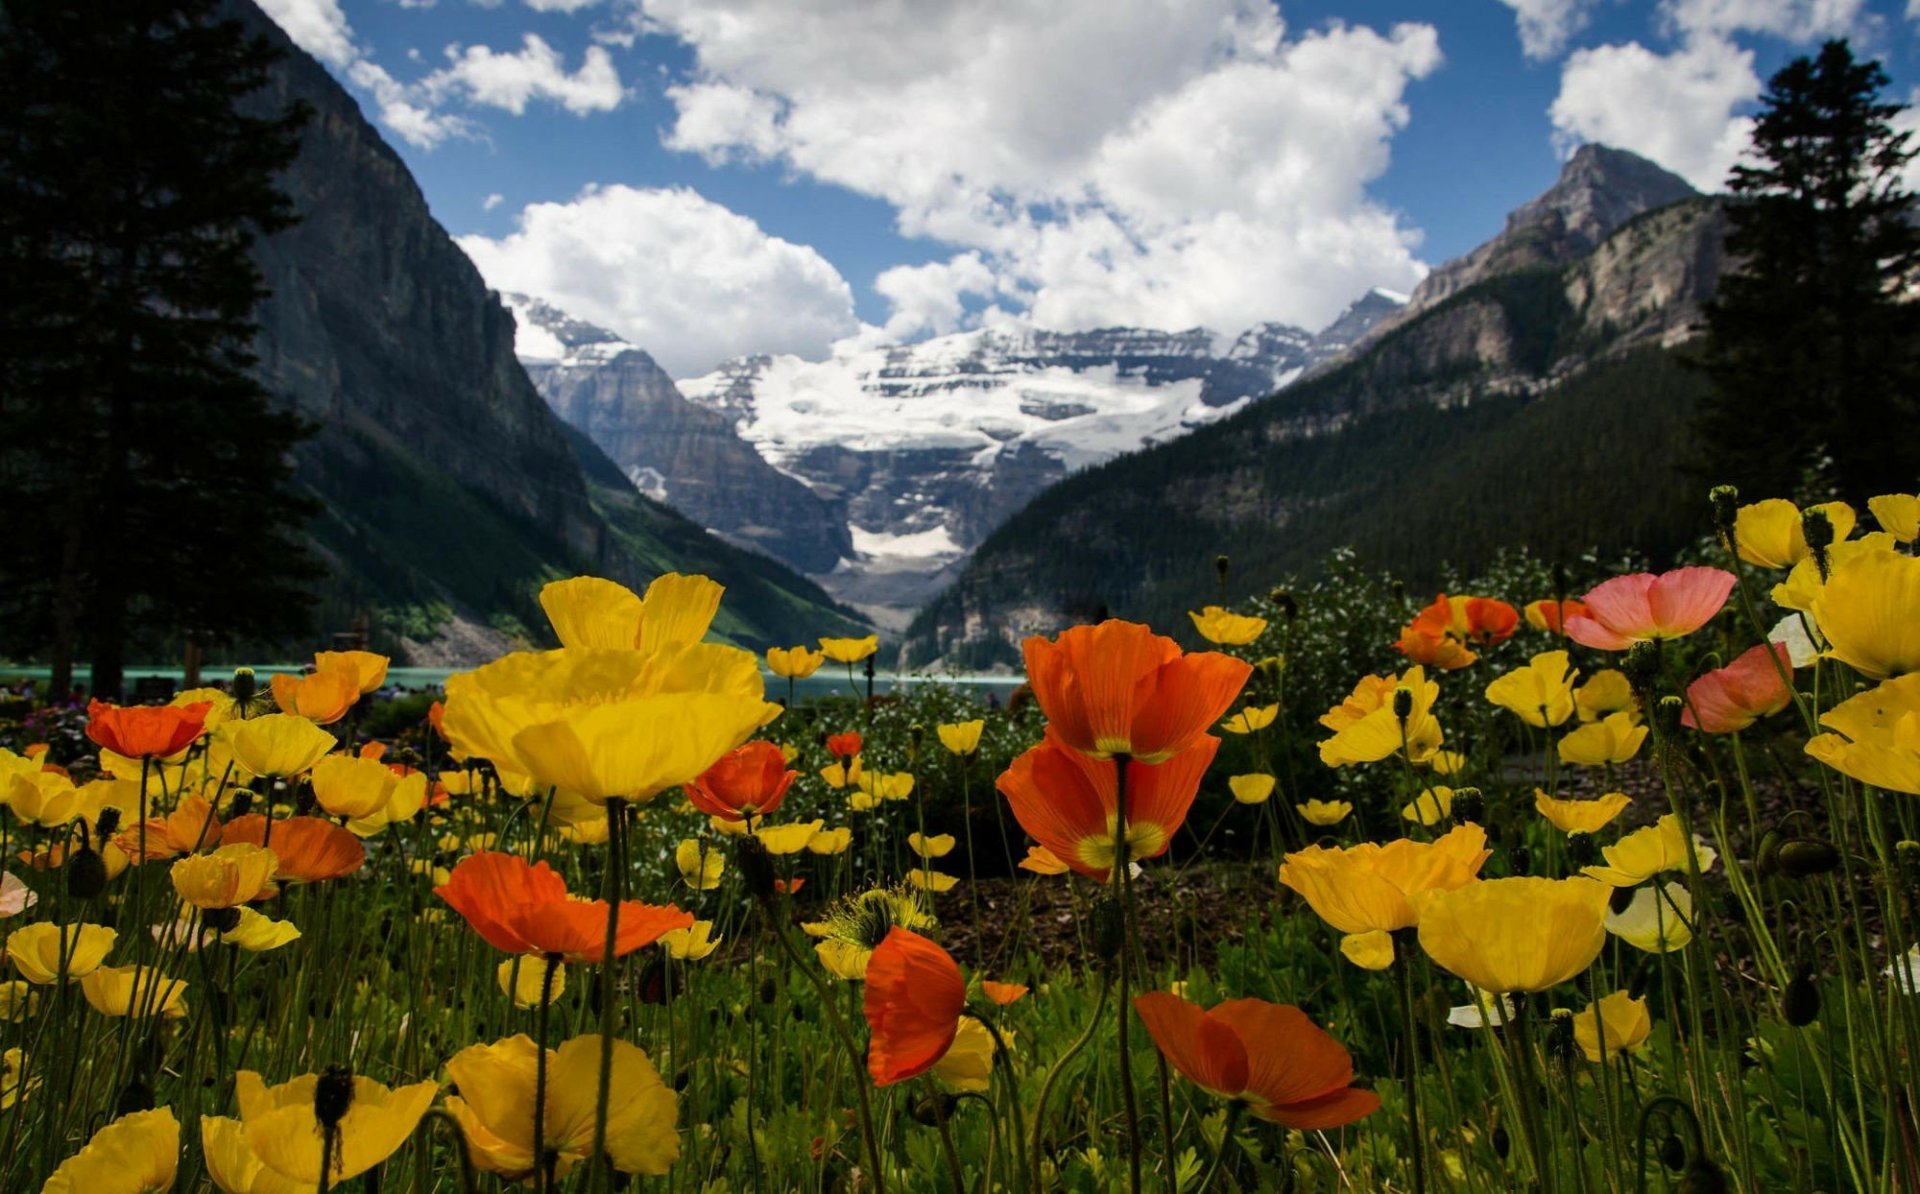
(1806, 673, 1920, 795)
(269, 670, 359, 726)
(200, 1115, 305, 1194)
(43, 1107, 178, 1194)
(660, 921, 722, 961)
(854, 770, 914, 802)
(1278, 824, 1490, 936)
(1604, 882, 1694, 953)
(512, 690, 774, 805)
(936, 720, 985, 756)
(314, 650, 390, 695)
(1558, 712, 1647, 766)
(443, 1034, 679, 1180)
(1572, 991, 1652, 1062)
(171, 844, 278, 910)
(818, 635, 879, 664)
(1574, 670, 1637, 723)
(931, 1017, 999, 1092)
(1484, 650, 1577, 728)
(909, 868, 959, 893)
(1733, 498, 1857, 568)
(909, 832, 956, 859)
(2, 1046, 33, 1109)
(756, 819, 826, 855)
(1295, 798, 1352, 826)
(1812, 546, 1920, 681)
(807, 826, 854, 855)
(766, 646, 826, 679)
(542, 573, 722, 654)
(819, 757, 863, 790)
(1869, 493, 1919, 543)
(674, 839, 725, 890)
(4, 770, 88, 827)
(497, 957, 565, 1009)
(221, 908, 302, 953)
(346, 771, 429, 838)
(310, 754, 402, 820)
(1318, 667, 1444, 767)
(171, 686, 237, 729)
(1427, 750, 1469, 776)
(804, 886, 934, 980)
(1401, 787, 1454, 826)
(1773, 532, 1897, 612)
(80, 965, 188, 1020)
(1020, 846, 1070, 875)
(1339, 928, 1396, 970)
(1582, 815, 1717, 886)
(1229, 773, 1276, 804)
(235, 1070, 437, 1185)
(7, 922, 116, 983)
(225, 714, 337, 779)
(1221, 704, 1279, 734)
(1189, 605, 1268, 646)
(1534, 790, 1631, 835)
(1416, 877, 1610, 993)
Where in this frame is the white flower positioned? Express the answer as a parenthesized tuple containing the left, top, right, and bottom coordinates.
(1447, 985, 1514, 1028)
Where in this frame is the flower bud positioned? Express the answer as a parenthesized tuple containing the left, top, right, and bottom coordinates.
(1491, 1124, 1511, 1160)
(1709, 485, 1740, 546)
(1450, 787, 1485, 826)
(204, 906, 243, 934)
(314, 1065, 355, 1128)
(1214, 555, 1231, 585)
(231, 667, 257, 707)
(66, 825, 107, 901)
(1801, 507, 1834, 580)
(1783, 967, 1820, 1027)
(1655, 695, 1685, 735)
(96, 807, 122, 837)
(1091, 896, 1124, 961)
(1755, 830, 1782, 879)
(115, 1078, 155, 1116)
(1391, 687, 1414, 721)
(1659, 1134, 1688, 1171)
(1622, 641, 1661, 689)
(910, 1092, 961, 1127)
(1546, 1008, 1579, 1063)
(734, 837, 777, 904)
(1775, 839, 1840, 879)
(1679, 1159, 1730, 1194)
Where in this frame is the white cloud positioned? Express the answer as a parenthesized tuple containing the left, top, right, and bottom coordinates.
(424, 35, 623, 116)
(482, 192, 505, 210)
(458, 185, 860, 375)
(1498, 0, 1606, 60)
(523, 0, 602, 10)
(1550, 37, 1759, 190)
(255, 0, 356, 67)
(256, 2, 623, 148)
(650, 0, 1438, 339)
(1660, 0, 1870, 41)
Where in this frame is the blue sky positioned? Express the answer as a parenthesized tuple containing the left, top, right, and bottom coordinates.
(261, 0, 1920, 375)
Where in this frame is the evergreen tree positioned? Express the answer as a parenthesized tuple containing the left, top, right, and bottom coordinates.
(1693, 40, 1920, 504)
(0, 0, 320, 699)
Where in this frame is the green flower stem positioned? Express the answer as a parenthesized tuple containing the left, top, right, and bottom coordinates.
(1112, 754, 1144, 1194)
(1031, 975, 1112, 1192)
(533, 952, 560, 1193)
(1196, 1101, 1245, 1193)
(1393, 940, 1428, 1194)
(925, 1077, 966, 1194)
(589, 800, 628, 1193)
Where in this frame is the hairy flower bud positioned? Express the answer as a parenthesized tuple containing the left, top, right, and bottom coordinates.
(231, 667, 257, 706)
(1451, 788, 1486, 826)
(1709, 485, 1740, 547)
(1091, 896, 1125, 962)
(314, 1065, 355, 1128)
(1783, 967, 1820, 1027)
(1391, 687, 1414, 721)
(1802, 507, 1834, 580)
(1622, 641, 1661, 690)
(1214, 555, 1231, 586)
(1775, 839, 1840, 879)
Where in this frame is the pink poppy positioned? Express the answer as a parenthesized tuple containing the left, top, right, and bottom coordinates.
(1682, 643, 1795, 733)
(1564, 568, 1736, 652)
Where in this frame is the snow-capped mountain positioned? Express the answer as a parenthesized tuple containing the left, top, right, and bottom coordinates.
(506, 292, 1402, 619)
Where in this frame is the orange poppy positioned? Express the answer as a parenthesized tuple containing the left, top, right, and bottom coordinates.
(220, 814, 365, 883)
(1392, 625, 1478, 670)
(1134, 992, 1380, 1128)
(980, 981, 1029, 1006)
(996, 729, 1217, 881)
(427, 701, 450, 742)
(85, 701, 209, 760)
(115, 794, 222, 862)
(774, 877, 806, 895)
(826, 732, 862, 759)
(685, 740, 798, 822)
(1022, 620, 1250, 763)
(1395, 595, 1519, 670)
(269, 670, 359, 726)
(864, 928, 967, 1087)
(436, 851, 692, 964)
(1525, 599, 1591, 635)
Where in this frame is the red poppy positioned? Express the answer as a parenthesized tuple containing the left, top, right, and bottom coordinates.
(1134, 992, 1380, 1128)
(85, 700, 210, 760)
(436, 851, 692, 964)
(1022, 620, 1249, 763)
(1682, 643, 1795, 733)
(685, 740, 798, 822)
(864, 928, 967, 1087)
(826, 732, 863, 760)
(996, 729, 1217, 881)
(220, 814, 365, 883)
(1525, 599, 1591, 636)
(980, 981, 1029, 1006)
(774, 877, 806, 895)
(1565, 567, 1736, 651)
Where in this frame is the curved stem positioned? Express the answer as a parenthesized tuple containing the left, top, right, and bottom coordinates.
(1197, 1102, 1245, 1193)
(977, 1014, 1028, 1194)
(1031, 976, 1112, 1193)
(589, 801, 627, 1191)
(1113, 754, 1143, 1194)
(927, 1078, 966, 1194)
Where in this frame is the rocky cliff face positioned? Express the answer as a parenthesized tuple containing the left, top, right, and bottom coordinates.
(231, 0, 865, 657)
(1348, 145, 1698, 357)
(507, 296, 852, 574)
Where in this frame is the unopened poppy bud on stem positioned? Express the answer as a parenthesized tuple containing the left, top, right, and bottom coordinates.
(1801, 507, 1834, 579)
(1391, 687, 1414, 722)
(1622, 641, 1661, 689)
(1214, 555, 1231, 587)
(231, 667, 256, 706)
(1775, 839, 1839, 879)
(1709, 485, 1740, 546)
